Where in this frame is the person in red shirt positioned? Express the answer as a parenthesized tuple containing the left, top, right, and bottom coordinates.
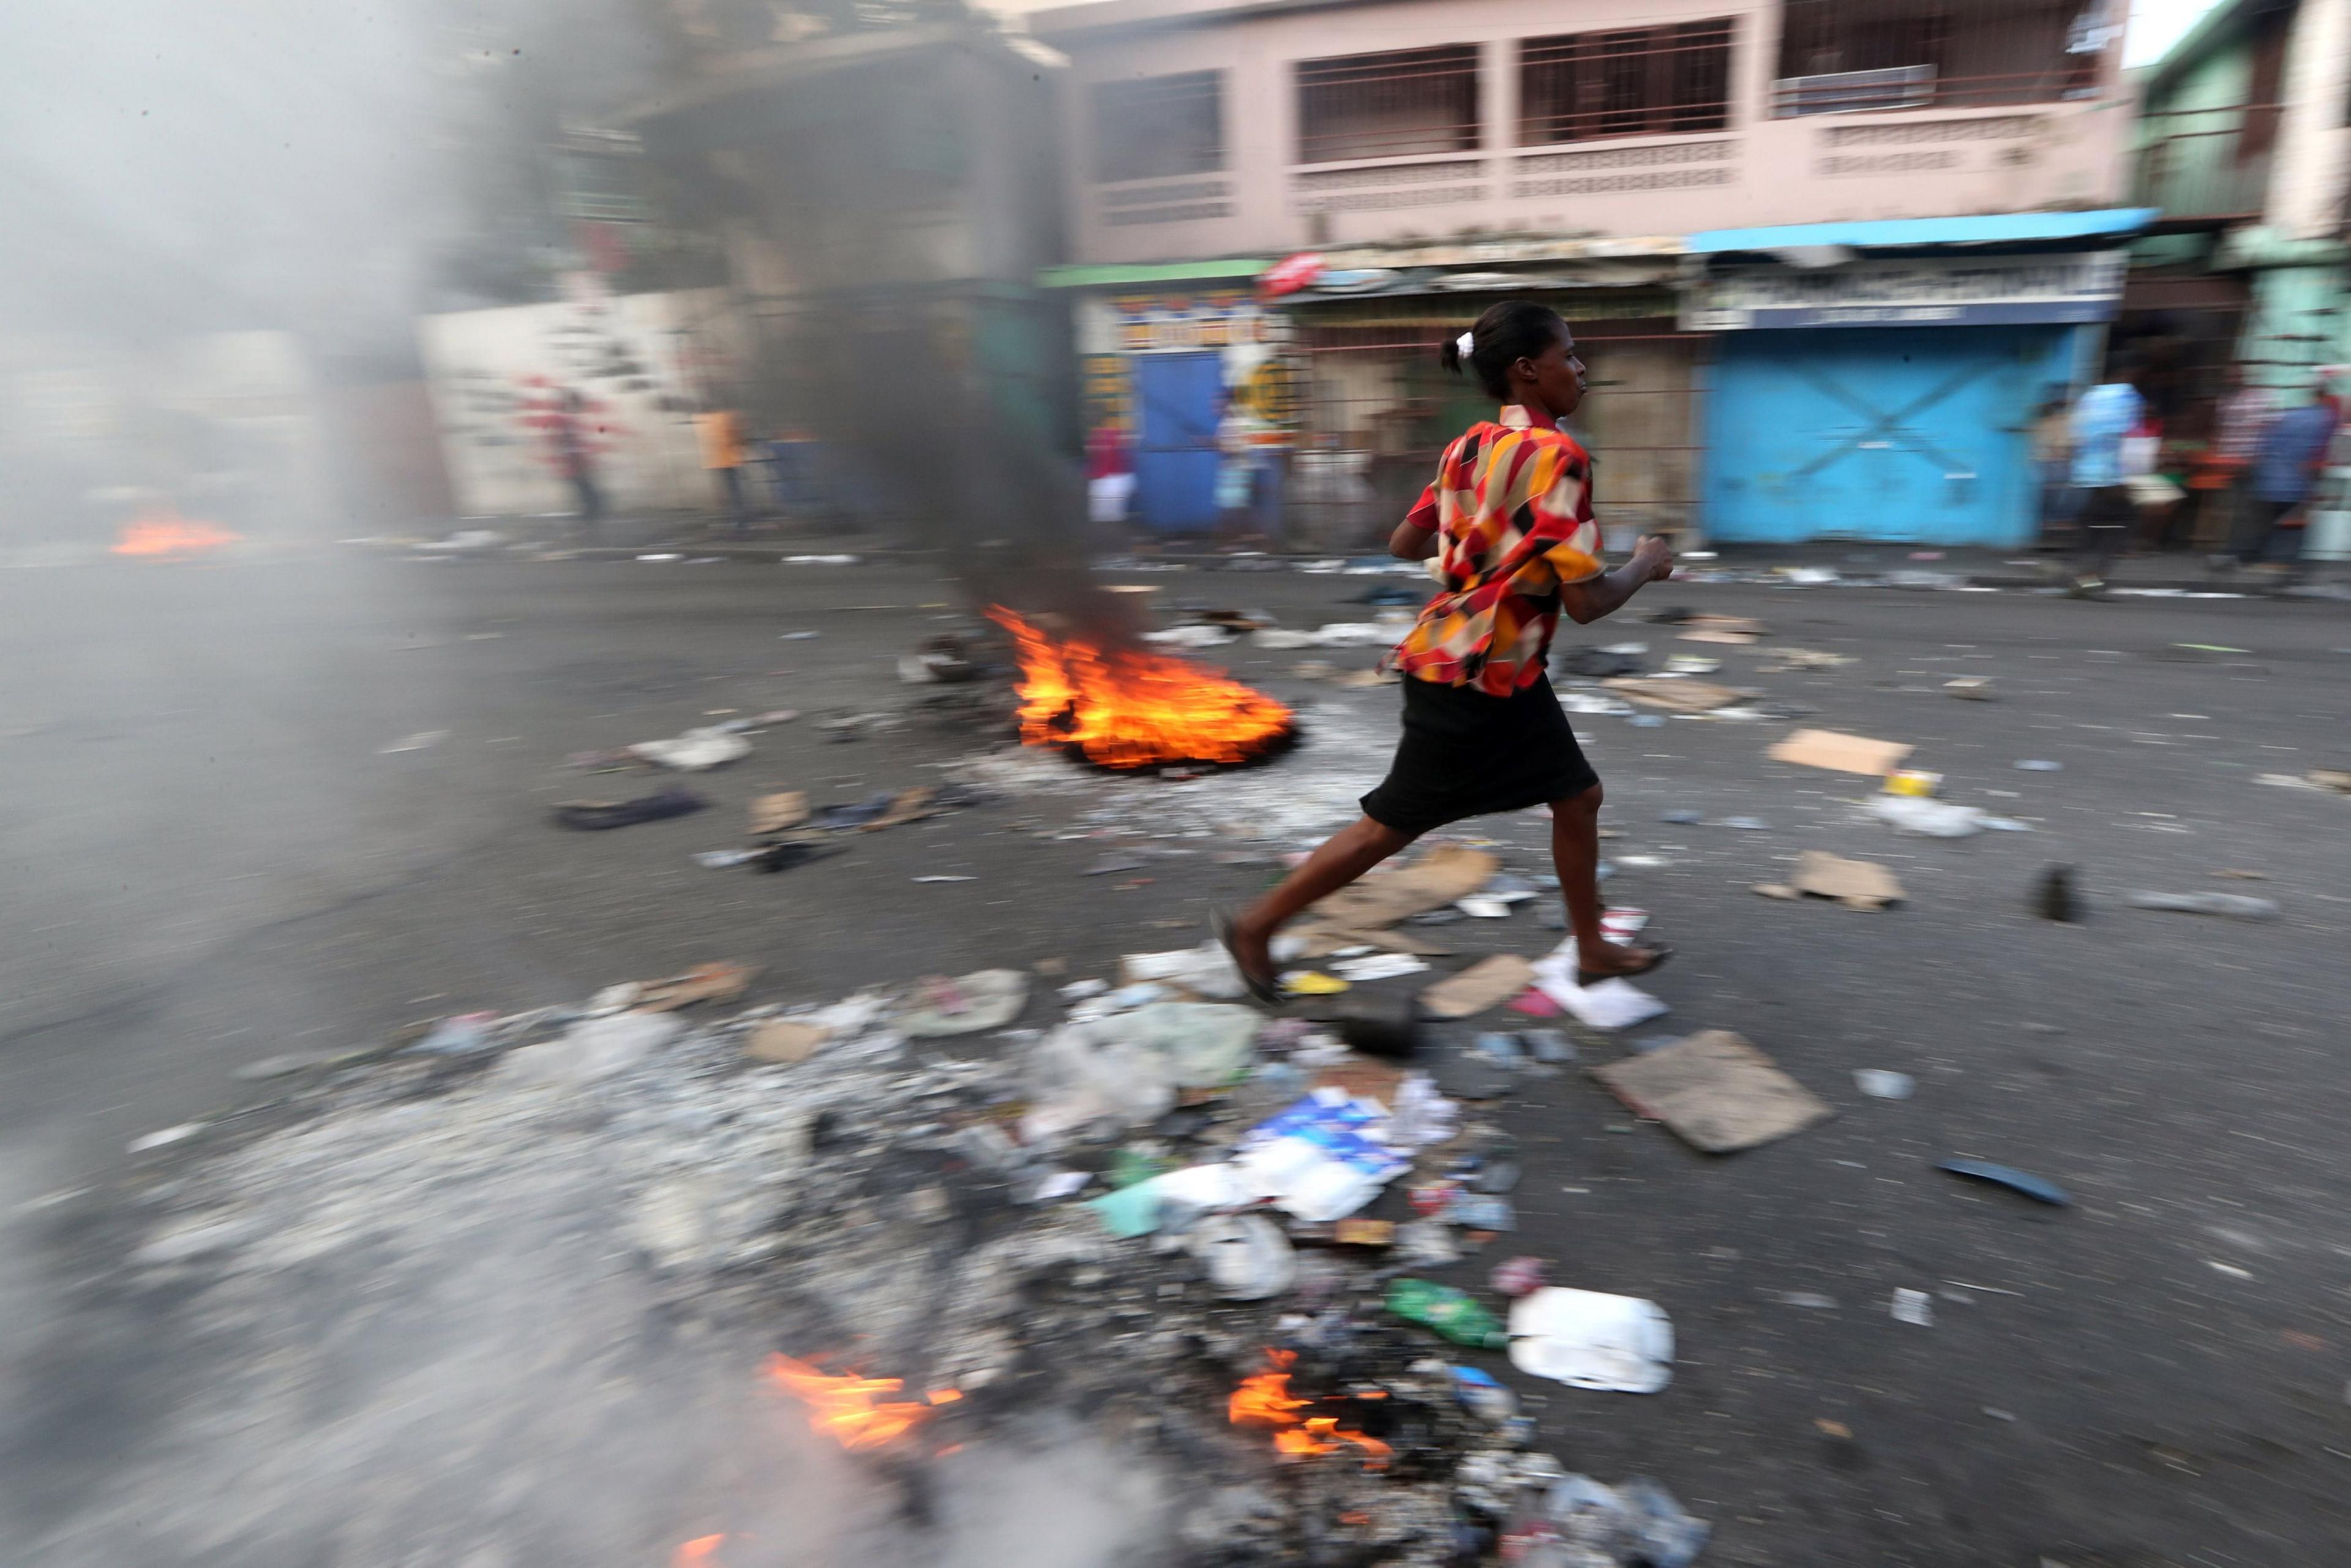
(1219, 301, 1676, 1001)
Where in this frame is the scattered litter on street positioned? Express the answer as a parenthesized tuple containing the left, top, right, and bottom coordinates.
(741, 1018, 828, 1063)
(1291, 842, 1497, 956)
(1769, 729, 1914, 776)
(2126, 890, 2280, 920)
(377, 729, 448, 754)
(892, 969, 1030, 1036)
(1754, 849, 1905, 909)
(748, 790, 809, 835)
(1605, 677, 1746, 714)
(1387, 1277, 1509, 1349)
(2035, 865, 2081, 921)
(1507, 1287, 1676, 1393)
(1600, 908, 1649, 943)
(127, 1122, 206, 1153)
(1870, 795, 1992, 838)
(634, 961, 758, 1011)
(912, 874, 976, 882)
(1944, 677, 1995, 700)
(1591, 1030, 1834, 1153)
(1892, 1288, 1935, 1326)
(628, 726, 751, 771)
(1281, 969, 1349, 997)
(552, 786, 708, 830)
(2014, 759, 2063, 771)
(1758, 647, 1851, 671)
(1527, 941, 1668, 1029)
(1938, 1159, 2074, 1206)
(1854, 1069, 1915, 1100)
(1332, 953, 1430, 982)
(1419, 955, 1536, 1019)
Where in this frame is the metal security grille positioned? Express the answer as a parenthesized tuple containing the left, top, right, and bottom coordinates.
(1295, 45, 1481, 165)
(1284, 318, 1703, 552)
(1092, 70, 1226, 184)
(1772, 0, 2106, 114)
(1519, 20, 1735, 146)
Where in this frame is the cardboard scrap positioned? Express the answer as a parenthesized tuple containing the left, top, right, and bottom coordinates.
(636, 961, 759, 1011)
(864, 786, 938, 831)
(1758, 647, 1851, 672)
(1757, 849, 1906, 910)
(743, 1019, 828, 1063)
(1419, 955, 1536, 1020)
(1292, 844, 1496, 955)
(1589, 1029, 1834, 1153)
(749, 790, 810, 836)
(1767, 728, 1913, 776)
(1603, 677, 1745, 713)
(1678, 628, 1757, 646)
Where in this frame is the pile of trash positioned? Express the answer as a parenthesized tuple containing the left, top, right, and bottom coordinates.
(99, 943, 1709, 1567)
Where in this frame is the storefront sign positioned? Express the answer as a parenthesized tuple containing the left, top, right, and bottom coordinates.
(1104, 289, 1262, 353)
(1683, 251, 2126, 330)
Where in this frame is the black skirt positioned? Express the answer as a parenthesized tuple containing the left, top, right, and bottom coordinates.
(1359, 673, 1600, 837)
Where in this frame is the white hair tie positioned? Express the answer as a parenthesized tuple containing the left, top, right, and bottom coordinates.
(1456, 331, 1475, 358)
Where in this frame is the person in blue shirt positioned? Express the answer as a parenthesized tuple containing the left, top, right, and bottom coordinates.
(2067, 358, 2148, 592)
(2234, 377, 2341, 577)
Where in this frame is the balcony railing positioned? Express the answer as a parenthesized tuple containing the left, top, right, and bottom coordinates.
(2132, 105, 2276, 226)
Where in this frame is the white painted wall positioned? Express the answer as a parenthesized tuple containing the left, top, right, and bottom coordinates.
(418, 289, 737, 519)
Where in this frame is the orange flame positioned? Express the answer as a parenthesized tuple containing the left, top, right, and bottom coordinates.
(1228, 1349, 1391, 1467)
(766, 1353, 932, 1450)
(672, 1535, 724, 1567)
(989, 606, 1293, 771)
(111, 511, 241, 558)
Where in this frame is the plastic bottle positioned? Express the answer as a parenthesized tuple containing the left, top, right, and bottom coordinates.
(1384, 1277, 1509, 1350)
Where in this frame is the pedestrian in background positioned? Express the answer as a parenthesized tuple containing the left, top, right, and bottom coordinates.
(2067, 356, 2148, 595)
(2203, 364, 2276, 563)
(2031, 388, 2076, 546)
(698, 404, 749, 533)
(2235, 375, 2341, 580)
(1086, 421, 1134, 528)
(553, 388, 602, 535)
(1218, 301, 1676, 1002)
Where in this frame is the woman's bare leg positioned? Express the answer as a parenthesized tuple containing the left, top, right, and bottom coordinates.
(1226, 814, 1417, 981)
(1551, 783, 1663, 977)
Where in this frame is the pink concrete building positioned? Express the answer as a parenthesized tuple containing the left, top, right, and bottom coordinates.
(1029, 0, 2145, 549)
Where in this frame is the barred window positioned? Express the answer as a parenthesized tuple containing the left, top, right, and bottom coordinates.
(1296, 45, 1481, 165)
(1093, 70, 1224, 184)
(1520, 21, 1734, 146)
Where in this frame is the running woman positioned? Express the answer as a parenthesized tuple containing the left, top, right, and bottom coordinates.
(1220, 300, 1676, 1001)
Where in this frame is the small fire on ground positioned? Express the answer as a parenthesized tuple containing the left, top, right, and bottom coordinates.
(990, 606, 1294, 771)
(1229, 1348, 1392, 1466)
(766, 1352, 960, 1452)
(111, 510, 241, 558)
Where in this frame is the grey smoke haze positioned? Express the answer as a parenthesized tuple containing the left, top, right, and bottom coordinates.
(0, 0, 661, 358)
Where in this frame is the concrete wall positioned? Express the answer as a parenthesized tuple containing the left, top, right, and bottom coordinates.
(2269, 0, 2351, 241)
(418, 290, 731, 519)
(1035, 0, 2132, 265)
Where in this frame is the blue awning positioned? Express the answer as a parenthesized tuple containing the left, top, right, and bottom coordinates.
(1688, 209, 2160, 255)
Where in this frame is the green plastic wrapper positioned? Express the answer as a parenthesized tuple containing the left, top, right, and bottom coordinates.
(1385, 1277, 1509, 1351)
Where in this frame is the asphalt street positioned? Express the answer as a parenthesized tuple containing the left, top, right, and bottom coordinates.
(4, 549, 2349, 1566)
